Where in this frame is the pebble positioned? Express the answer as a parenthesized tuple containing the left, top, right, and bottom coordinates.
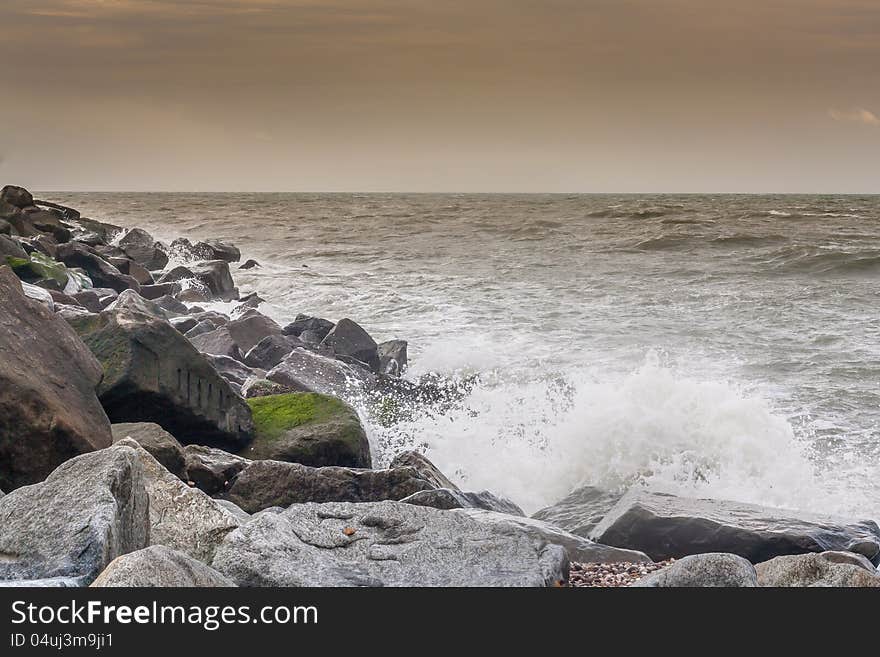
(569, 560, 675, 587)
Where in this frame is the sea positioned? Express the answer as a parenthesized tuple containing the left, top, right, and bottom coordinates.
(49, 192, 880, 519)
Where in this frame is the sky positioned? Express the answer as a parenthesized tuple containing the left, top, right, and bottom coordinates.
(1, 0, 879, 192)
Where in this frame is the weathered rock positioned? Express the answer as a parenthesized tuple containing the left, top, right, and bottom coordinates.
(531, 486, 625, 538)
(185, 319, 219, 339)
(225, 460, 435, 513)
(244, 334, 305, 369)
(73, 307, 254, 450)
(196, 240, 240, 263)
(0, 445, 149, 585)
(0, 234, 28, 259)
(159, 260, 237, 301)
(242, 393, 371, 468)
(55, 242, 140, 293)
(282, 314, 334, 341)
(176, 286, 210, 303)
(0, 219, 11, 235)
(632, 553, 758, 587)
(69, 216, 122, 245)
(20, 281, 55, 309)
(116, 438, 242, 563)
(1, 185, 34, 209)
(203, 353, 257, 389)
(184, 445, 250, 495)
(171, 316, 199, 334)
(108, 257, 153, 285)
(111, 422, 186, 479)
(211, 500, 568, 587)
(105, 288, 170, 320)
(755, 551, 880, 587)
(227, 312, 283, 353)
(118, 228, 168, 271)
(153, 294, 188, 317)
(459, 508, 651, 564)
(92, 546, 234, 587)
(188, 326, 244, 360)
(236, 291, 265, 309)
(378, 340, 408, 376)
(140, 281, 181, 300)
(241, 377, 293, 399)
(321, 318, 380, 372)
(215, 500, 251, 523)
(20, 207, 71, 242)
(72, 290, 103, 312)
(589, 490, 880, 564)
(389, 450, 458, 490)
(266, 348, 375, 399)
(92, 287, 119, 308)
(401, 488, 525, 516)
(239, 259, 260, 270)
(0, 266, 112, 490)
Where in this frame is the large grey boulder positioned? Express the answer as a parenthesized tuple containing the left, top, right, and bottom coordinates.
(0, 445, 149, 585)
(1, 185, 34, 208)
(55, 242, 141, 293)
(283, 314, 334, 341)
(226, 312, 283, 353)
(111, 422, 187, 479)
(590, 489, 880, 564)
(73, 307, 254, 450)
(92, 546, 234, 587)
(389, 450, 459, 489)
(755, 552, 880, 587)
(531, 486, 625, 538)
(459, 508, 651, 563)
(159, 260, 237, 301)
(118, 228, 168, 271)
(196, 240, 240, 263)
(189, 326, 244, 361)
(632, 553, 758, 587)
(184, 445, 251, 495)
(401, 488, 524, 516)
(105, 288, 170, 321)
(266, 348, 375, 399)
(211, 501, 568, 587)
(0, 266, 112, 490)
(378, 340, 408, 376)
(320, 318, 380, 372)
(243, 334, 304, 369)
(225, 460, 435, 513)
(116, 438, 242, 563)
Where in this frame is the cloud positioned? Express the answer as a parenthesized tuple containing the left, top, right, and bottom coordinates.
(829, 107, 880, 126)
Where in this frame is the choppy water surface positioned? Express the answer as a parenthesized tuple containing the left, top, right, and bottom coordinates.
(52, 192, 880, 518)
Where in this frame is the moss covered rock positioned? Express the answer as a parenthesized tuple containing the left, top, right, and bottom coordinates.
(243, 393, 371, 468)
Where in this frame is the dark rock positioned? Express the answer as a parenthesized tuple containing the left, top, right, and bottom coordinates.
(55, 242, 141, 293)
(47, 290, 84, 307)
(243, 334, 303, 369)
(0, 219, 11, 235)
(111, 422, 187, 479)
(389, 450, 458, 490)
(237, 291, 265, 309)
(226, 312, 283, 353)
(225, 460, 435, 513)
(0, 445, 149, 585)
(196, 240, 240, 263)
(266, 348, 376, 399)
(282, 314, 334, 340)
(755, 551, 880, 587)
(589, 489, 880, 564)
(401, 488, 525, 516)
(189, 326, 244, 361)
(211, 500, 569, 587)
(531, 486, 625, 538)
(20, 207, 71, 242)
(159, 260, 237, 301)
(108, 257, 153, 285)
(68, 217, 122, 244)
(73, 307, 254, 450)
(153, 294, 188, 317)
(118, 228, 168, 271)
(239, 259, 260, 270)
(321, 318, 380, 372)
(175, 286, 210, 303)
(72, 290, 103, 312)
(240, 378, 293, 398)
(202, 354, 257, 389)
(0, 185, 33, 209)
(0, 266, 112, 490)
(91, 546, 234, 587)
(242, 393, 371, 468)
(632, 553, 758, 587)
(105, 288, 170, 320)
(0, 234, 27, 259)
(184, 445, 250, 495)
(184, 319, 219, 339)
(140, 282, 182, 300)
(378, 339, 408, 376)
(171, 316, 199, 333)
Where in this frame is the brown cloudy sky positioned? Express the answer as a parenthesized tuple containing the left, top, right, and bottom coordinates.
(2, 1, 879, 192)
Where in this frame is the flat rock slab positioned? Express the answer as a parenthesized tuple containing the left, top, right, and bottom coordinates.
(211, 501, 569, 587)
(0, 266, 112, 489)
(91, 546, 234, 587)
(531, 485, 625, 538)
(590, 489, 880, 564)
(0, 445, 149, 585)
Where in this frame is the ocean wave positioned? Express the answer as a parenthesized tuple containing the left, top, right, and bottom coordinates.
(756, 245, 880, 274)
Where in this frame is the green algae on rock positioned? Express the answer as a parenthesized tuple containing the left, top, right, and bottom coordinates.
(244, 393, 371, 468)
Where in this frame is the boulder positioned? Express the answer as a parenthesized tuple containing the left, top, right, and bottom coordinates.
(116, 438, 242, 563)
(20, 207, 71, 242)
(282, 314, 334, 341)
(118, 228, 168, 270)
(111, 422, 186, 479)
(140, 282, 181, 300)
(159, 260, 237, 301)
(189, 326, 244, 360)
(1, 185, 34, 209)
(55, 242, 140, 293)
(378, 339, 408, 376)
(531, 486, 625, 538)
(0, 445, 149, 585)
(0, 266, 112, 490)
(389, 451, 459, 490)
(225, 460, 435, 513)
(266, 348, 376, 399)
(105, 288, 170, 320)
(203, 354, 257, 389)
(73, 307, 254, 450)
(241, 377, 294, 399)
(320, 318, 380, 372)
(459, 508, 651, 564)
(215, 500, 251, 523)
(185, 319, 220, 339)
(196, 240, 240, 263)
(755, 552, 880, 587)
(243, 334, 304, 369)
(184, 445, 250, 495)
(153, 294, 188, 317)
(632, 553, 758, 587)
(20, 281, 55, 308)
(589, 490, 880, 564)
(239, 259, 260, 270)
(401, 488, 524, 516)
(72, 290, 103, 312)
(242, 393, 371, 468)
(69, 217, 122, 245)
(211, 500, 568, 587)
(226, 312, 283, 353)
(0, 234, 28, 259)
(92, 546, 234, 587)
(108, 257, 153, 285)
(171, 316, 199, 333)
